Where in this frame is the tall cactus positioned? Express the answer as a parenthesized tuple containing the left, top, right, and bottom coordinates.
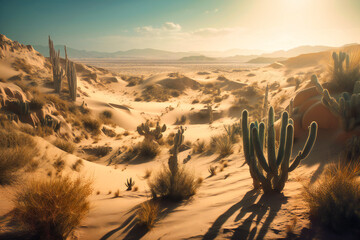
(48, 36, 63, 93)
(242, 107, 318, 193)
(137, 121, 166, 142)
(64, 46, 77, 101)
(168, 126, 184, 177)
(262, 84, 269, 120)
(312, 75, 360, 131)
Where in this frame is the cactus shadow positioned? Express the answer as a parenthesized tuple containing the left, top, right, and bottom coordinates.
(231, 193, 288, 240)
(100, 199, 181, 240)
(202, 189, 260, 240)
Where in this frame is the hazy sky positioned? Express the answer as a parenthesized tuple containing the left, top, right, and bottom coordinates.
(1, 0, 359, 52)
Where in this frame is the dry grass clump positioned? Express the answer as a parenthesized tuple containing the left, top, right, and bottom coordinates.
(53, 139, 75, 154)
(53, 157, 65, 173)
(214, 134, 234, 157)
(71, 159, 83, 172)
(192, 139, 206, 154)
(342, 136, 360, 163)
(82, 118, 101, 135)
(303, 162, 360, 234)
(149, 165, 200, 201)
(29, 95, 46, 111)
(139, 141, 160, 159)
(0, 129, 38, 184)
(12, 176, 92, 240)
(137, 200, 159, 229)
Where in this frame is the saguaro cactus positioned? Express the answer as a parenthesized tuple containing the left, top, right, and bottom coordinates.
(262, 84, 269, 120)
(242, 107, 318, 193)
(64, 46, 77, 101)
(48, 36, 63, 93)
(137, 121, 166, 142)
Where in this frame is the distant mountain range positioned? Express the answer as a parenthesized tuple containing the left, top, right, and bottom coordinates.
(33, 44, 357, 62)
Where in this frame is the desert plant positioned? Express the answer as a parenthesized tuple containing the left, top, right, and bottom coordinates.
(48, 36, 64, 93)
(139, 140, 160, 158)
(125, 177, 135, 191)
(242, 107, 318, 193)
(53, 157, 65, 173)
(53, 139, 75, 154)
(137, 201, 159, 229)
(214, 134, 234, 157)
(303, 162, 360, 234)
(71, 159, 83, 172)
(13, 176, 92, 239)
(137, 121, 166, 142)
(224, 123, 241, 143)
(0, 129, 37, 184)
(192, 139, 206, 154)
(343, 136, 360, 163)
(149, 127, 200, 200)
(262, 84, 269, 120)
(208, 165, 217, 176)
(82, 118, 101, 135)
(64, 46, 77, 101)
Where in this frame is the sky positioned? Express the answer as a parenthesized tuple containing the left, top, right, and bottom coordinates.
(1, 0, 360, 53)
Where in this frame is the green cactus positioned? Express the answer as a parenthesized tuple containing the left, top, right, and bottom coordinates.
(64, 46, 77, 101)
(49, 36, 64, 93)
(333, 51, 349, 74)
(125, 178, 135, 191)
(242, 107, 318, 193)
(262, 84, 269, 120)
(312, 75, 360, 131)
(137, 121, 166, 142)
(169, 126, 184, 177)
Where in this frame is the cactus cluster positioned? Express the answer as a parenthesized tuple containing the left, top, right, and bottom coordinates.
(312, 75, 360, 131)
(64, 46, 77, 101)
(137, 121, 166, 142)
(242, 107, 318, 193)
(48, 36, 64, 93)
(332, 52, 349, 75)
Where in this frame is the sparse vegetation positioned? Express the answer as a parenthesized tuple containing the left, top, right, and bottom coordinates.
(214, 134, 234, 157)
(137, 201, 159, 229)
(12, 176, 92, 240)
(82, 118, 101, 135)
(53, 157, 65, 173)
(303, 162, 360, 234)
(0, 129, 38, 184)
(208, 165, 217, 176)
(192, 139, 206, 154)
(125, 178, 135, 191)
(139, 140, 160, 158)
(53, 139, 75, 154)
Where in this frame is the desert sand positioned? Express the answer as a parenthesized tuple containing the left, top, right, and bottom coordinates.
(0, 34, 359, 240)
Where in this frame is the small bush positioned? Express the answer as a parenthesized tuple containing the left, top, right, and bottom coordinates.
(214, 134, 234, 157)
(139, 141, 160, 158)
(93, 146, 112, 157)
(303, 163, 360, 234)
(0, 129, 37, 184)
(193, 140, 206, 154)
(53, 157, 65, 173)
(53, 139, 75, 154)
(101, 110, 112, 119)
(82, 118, 101, 135)
(137, 201, 159, 229)
(149, 165, 200, 201)
(13, 176, 92, 240)
(71, 159, 83, 172)
(29, 95, 46, 111)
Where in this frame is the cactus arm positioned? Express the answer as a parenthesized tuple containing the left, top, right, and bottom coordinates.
(276, 111, 289, 166)
(242, 110, 251, 165)
(259, 122, 265, 151)
(289, 121, 318, 172)
(252, 127, 270, 173)
(275, 124, 294, 192)
(267, 107, 277, 172)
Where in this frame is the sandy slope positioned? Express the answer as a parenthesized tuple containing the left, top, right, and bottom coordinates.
(0, 35, 357, 239)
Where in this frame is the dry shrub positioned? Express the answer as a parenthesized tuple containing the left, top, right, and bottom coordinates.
(303, 162, 360, 234)
(53, 139, 75, 154)
(193, 140, 206, 154)
(0, 129, 37, 184)
(149, 165, 200, 201)
(82, 118, 101, 135)
(71, 159, 83, 172)
(53, 157, 65, 173)
(29, 95, 46, 111)
(139, 141, 160, 158)
(137, 201, 159, 229)
(13, 176, 92, 239)
(214, 134, 234, 157)
(101, 110, 112, 119)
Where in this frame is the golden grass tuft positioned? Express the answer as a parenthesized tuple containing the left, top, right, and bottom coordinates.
(53, 139, 75, 154)
(0, 129, 38, 184)
(139, 140, 160, 158)
(303, 162, 360, 233)
(192, 139, 206, 154)
(137, 201, 159, 229)
(214, 134, 234, 157)
(12, 176, 92, 239)
(148, 165, 200, 201)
